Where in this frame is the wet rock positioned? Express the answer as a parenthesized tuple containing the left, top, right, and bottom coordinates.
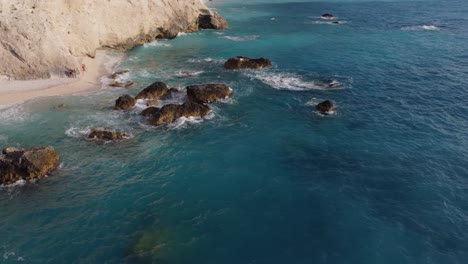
(115, 95, 136, 110)
(135, 82, 169, 100)
(146, 100, 158, 106)
(110, 81, 134, 88)
(186, 84, 232, 103)
(88, 129, 129, 141)
(0, 146, 60, 185)
(316, 100, 335, 113)
(149, 102, 211, 126)
(53, 103, 67, 109)
(109, 70, 129, 79)
(321, 13, 335, 20)
(140, 107, 160, 117)
(224, 56, 272, 70)
(198, 12, 229, 30)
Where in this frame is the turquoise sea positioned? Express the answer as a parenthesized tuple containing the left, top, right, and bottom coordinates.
(1, 0, 468, 263)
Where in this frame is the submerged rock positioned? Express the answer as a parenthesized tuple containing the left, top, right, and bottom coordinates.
(186, 84, 232, 103)
(149, 102, 211, 126)
(316, 100, 335, 113)
(224, 56, 272, 70)
(140, 107, 160, 117)
(198, 12, 229, 30)
(88, 129, 130, 141)
(0, 146, 60, 185)
(109, 81, 135, 88)
(135, 82, 169, 100)
(109, 70, 129, 79)
(115, 95, 136, 110)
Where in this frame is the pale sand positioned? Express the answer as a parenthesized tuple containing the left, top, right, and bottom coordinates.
(0, 51, 113, 107)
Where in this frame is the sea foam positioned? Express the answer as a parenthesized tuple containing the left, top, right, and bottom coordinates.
(401, 25, 441, 31)
(247, 71, 343, 91)
(220, 35, 260, 42)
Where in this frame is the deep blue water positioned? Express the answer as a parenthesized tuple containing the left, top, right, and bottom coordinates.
(1, 0, 468, 263)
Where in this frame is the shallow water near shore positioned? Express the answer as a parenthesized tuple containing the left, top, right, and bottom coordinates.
(1, 0, 468, 263)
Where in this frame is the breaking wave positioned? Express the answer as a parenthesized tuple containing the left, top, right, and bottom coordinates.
(246, 71, 344, 91)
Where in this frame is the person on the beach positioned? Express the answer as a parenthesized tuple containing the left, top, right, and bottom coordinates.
(81, 63, 86, 73)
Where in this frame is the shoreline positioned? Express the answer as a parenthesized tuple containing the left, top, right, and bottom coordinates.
(0, 51, 113, 107)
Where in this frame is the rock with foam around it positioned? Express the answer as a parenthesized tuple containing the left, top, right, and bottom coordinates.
(224, 56, 272, 70)
(316, 100, 335, 113)
(88, 129, 129, 141)
(186, 84, 232, 103)
(149, 102, 211, 126)
(0, 146, 60, 185)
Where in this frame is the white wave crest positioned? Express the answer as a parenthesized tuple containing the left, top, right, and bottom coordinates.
(65, 126, 92, 138)
(187, 58, 224, 64)
(144, 41, 172, 47)
(220, 35, 260, 42)
(401, 25, 440, 31)
(0, 179, 26, 188)
(247, 71, 342, 91)
(174, 70, 204, 77)
(168, 112, 215, 129)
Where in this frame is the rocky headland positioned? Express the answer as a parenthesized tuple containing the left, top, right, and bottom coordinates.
(0, 0, 228, 80)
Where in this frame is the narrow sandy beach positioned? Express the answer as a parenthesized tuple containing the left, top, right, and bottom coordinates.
(0, 52, 111, 107)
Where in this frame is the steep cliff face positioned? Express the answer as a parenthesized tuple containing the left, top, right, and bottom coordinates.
(0, 0, 227, 80)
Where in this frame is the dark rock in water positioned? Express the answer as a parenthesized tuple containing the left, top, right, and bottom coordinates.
(224, 56, 272, 70)
(140, 107, 160, 117)
(316, 100, 335, 113)
(0, 146, 60, 185)
(186, 84, 232, 103)
(53, 103, 67, 109)
(110, 81, 134, 88)
(135, 82, 169, 100)
(321, 13, 335, 20)
(332, 21, 340, 25)
(109, 70, 129, 79)
(198, 12, 229, 30)
(149, 102, 211, 126)
(115, 95, 136, 110)
(88, 129, 129, 141)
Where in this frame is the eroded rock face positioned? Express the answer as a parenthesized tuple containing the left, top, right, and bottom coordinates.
(316, 100, 335, 113)
(186, 84, 232, 103)
(149, 102, 211, 126)
(135, 82, 169, 100)
(224, 56, 272, 70)
(88, 129, 129, 141)
(198, 12, 229, 30)
(0, 146, 60, 185)
(115, 95, 136, 110)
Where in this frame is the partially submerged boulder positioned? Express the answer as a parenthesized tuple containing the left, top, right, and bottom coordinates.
(135, 82, 169, 100)
(224, 56, 272, 70)
(186, 84, 232, 103)
(198, 12, 229, 30)
(88, 129, 130, 141)
(110, 81, 134, 88)
(0, 146, 60, 185)
(115, 95, 136, 110)
(109, 70, 129, 79)
(140, 107, 160, 117)
(316, 100, 335, 113)
(321, 13, 335, 20)
(149, 102, 211, 126)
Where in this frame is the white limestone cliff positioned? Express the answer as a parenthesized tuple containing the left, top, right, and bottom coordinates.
(0, 0, 227, 80)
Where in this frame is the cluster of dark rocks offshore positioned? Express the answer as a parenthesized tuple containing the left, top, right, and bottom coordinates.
(1, 56, 336, 186)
